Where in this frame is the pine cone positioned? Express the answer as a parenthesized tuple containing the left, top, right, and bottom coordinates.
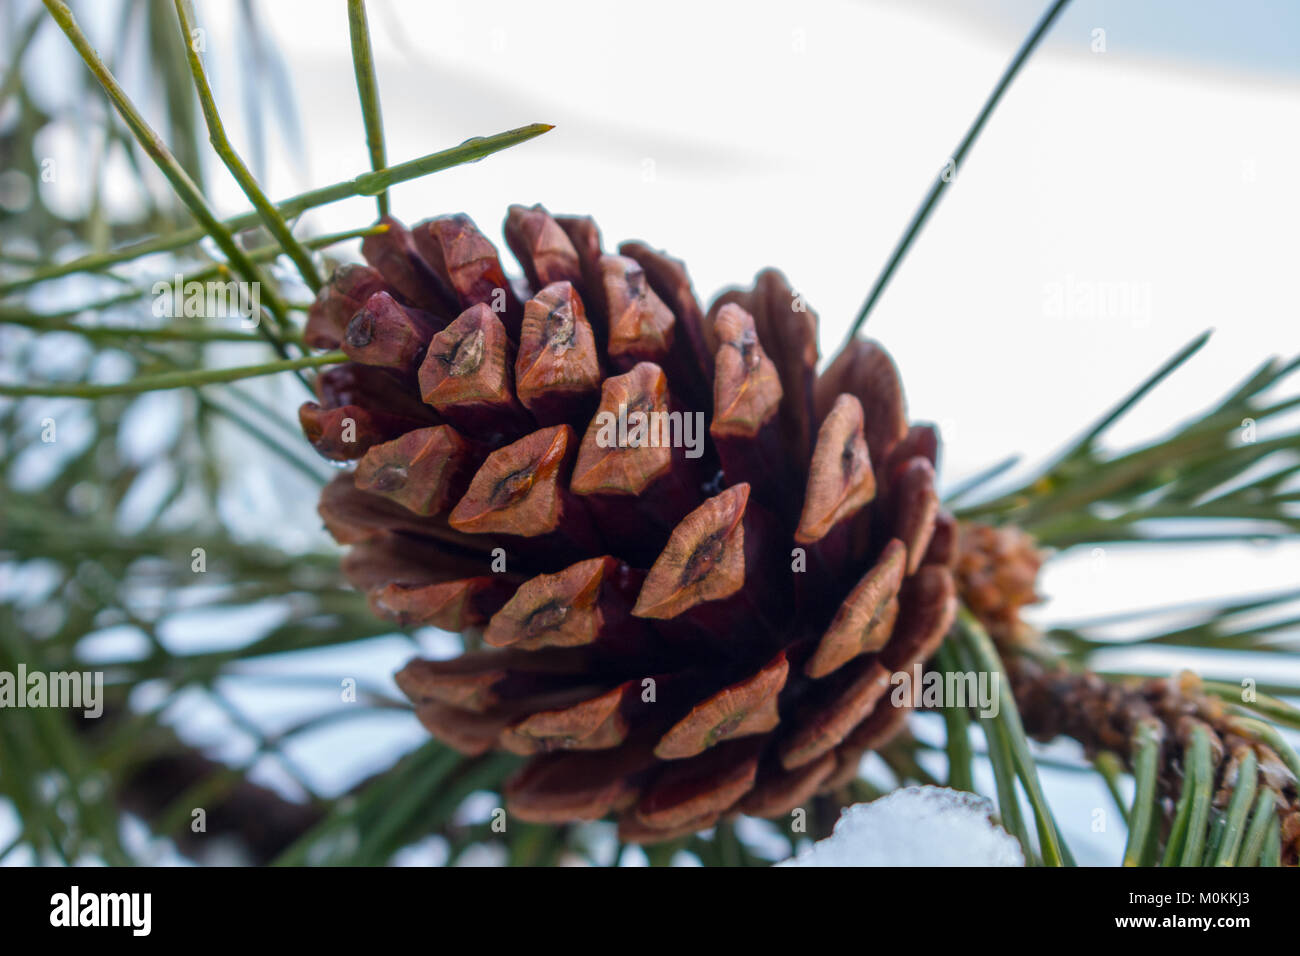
(298, 206, 958, 843)
(954, 521, 1044, 644)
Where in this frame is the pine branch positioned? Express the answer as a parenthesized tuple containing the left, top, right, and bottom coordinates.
(0, 224, 383, 331)
(42, 0, 296, 344)
(76, 705, 324, 866)
(0, 316, 303, 345)
(958, 334, 1300, 550)
(0, 350, 344, 398)
(0, 124, 553, 296)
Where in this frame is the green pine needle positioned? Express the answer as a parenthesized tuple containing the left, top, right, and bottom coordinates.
(1212, 750, 1258, 866)
(172, 0, 323, 292)
(347, 0, 389, 218)
(0, 350, 344, 398)
(1236, 790, 1279, 866)
(1177, 726, 1214, 866)
(955, 615, 1072, 866)
(0, 124, 552, 296)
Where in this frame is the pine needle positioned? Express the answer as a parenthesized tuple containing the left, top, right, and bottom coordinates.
(1122, 719, 1162, 866)
(1212, 750, 1258, 866)
(0, 350, 344, 398)
(843, 0, 1073, 346)
(0, 125, 553, 296)
(346, 0, 389, 218)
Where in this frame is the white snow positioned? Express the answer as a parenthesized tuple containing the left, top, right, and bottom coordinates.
(777, 786, 1025, 867)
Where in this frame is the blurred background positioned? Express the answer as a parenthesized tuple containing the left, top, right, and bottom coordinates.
(1, 0, 1297, 865)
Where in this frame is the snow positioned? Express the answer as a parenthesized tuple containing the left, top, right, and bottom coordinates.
(777, 787, 1025, 867)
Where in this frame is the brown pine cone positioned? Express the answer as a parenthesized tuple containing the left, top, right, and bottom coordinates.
(953, 521, 1044, 645)
(298, 205, 960, 843)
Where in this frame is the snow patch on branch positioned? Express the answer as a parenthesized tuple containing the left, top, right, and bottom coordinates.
(777, 786, 1025, 867)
